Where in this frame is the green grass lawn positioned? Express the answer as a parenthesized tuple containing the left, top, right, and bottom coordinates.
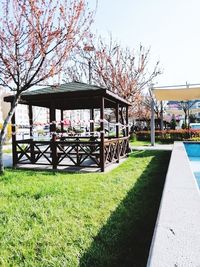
(130, 140, 151, 146)
(2, 149, 12, 154)
(0, 150, 171, 267)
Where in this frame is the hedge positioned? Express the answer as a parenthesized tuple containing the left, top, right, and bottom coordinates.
(0, 123, 12, 141)
(135, 129, 200, 143)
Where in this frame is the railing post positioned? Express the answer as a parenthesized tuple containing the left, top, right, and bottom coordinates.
(11, 111, 17, 167)
(100, 97, 105, 172)
(76, 142, 80, 166)
(51, 133, 57, 170)
(50, 107, 57, 169)
(29, 105, 35, 163)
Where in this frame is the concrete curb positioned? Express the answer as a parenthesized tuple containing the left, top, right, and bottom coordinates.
(147, 142, 200, 267)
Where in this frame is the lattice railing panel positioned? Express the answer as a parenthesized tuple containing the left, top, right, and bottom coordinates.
(33, 144, 52, 164)
(16, 143, 31, 163)
(57, 142, 101, 167)
(104, 137, 129, 166)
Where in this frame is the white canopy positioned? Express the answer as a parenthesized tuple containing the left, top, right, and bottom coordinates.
(152, 85, 200, 101)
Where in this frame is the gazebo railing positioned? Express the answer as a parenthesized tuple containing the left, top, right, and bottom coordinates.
(14, 138, 101, 168)
(13, 135, 129, 170)
(104, 136, 129, 166)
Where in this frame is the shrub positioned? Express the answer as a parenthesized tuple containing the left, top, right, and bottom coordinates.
(181, 123, 187, 129)
(130, 132, 137, 141)
(170, 119, 176, 130)
(0, 122, 12, 141)
(136, 129, 200, 143)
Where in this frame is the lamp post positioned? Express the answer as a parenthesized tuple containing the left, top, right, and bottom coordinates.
(83, 45, 95, 84)
(83, 45, 95, 134)
(149, 84, 155, 146)
(151, 98, 155, 146)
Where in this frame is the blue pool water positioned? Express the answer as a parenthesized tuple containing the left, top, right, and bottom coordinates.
(184, 143, 200, 187)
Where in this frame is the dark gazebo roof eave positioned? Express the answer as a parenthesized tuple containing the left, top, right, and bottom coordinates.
(4, 82, 131, 109)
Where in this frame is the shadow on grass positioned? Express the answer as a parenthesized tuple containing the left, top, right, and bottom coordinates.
(130, 150, 170, 158)
(80, 150, 171, 267)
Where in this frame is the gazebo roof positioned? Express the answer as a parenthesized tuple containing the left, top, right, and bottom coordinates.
(152, 85, 200, 101)
(4, 81, 131, 109)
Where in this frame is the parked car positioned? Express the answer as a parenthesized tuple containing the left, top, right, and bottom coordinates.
(190, 123, 200, 130)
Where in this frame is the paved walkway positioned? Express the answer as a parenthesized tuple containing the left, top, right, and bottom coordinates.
(3, 153, 12, 167)
(131, 144, 173, 151)
(2, 144, 12, 167)
(147, 142, 200, 267)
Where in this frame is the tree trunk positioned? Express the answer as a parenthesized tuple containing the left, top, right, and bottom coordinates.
(160, 101, 164, 130)
(0, 139, 4, 175)
(0, 94, 19, 175)
(184, 112, 187, 126)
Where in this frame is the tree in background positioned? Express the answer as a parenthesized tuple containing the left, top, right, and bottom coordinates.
(178, 101, 197, 128)
(143, 91, 166, 130)
(130, 93, 151, 130)
(170, 117, 177, 130)
(189, 114, 198, 123)
(64, 36, 161, 124)
(0, 0, 93, 174)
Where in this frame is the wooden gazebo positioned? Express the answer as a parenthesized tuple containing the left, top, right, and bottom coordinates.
(4, 82, 131, 172)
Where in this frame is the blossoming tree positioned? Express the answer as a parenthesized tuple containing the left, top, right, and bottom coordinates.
(65, 36, 160, 125)
(0, 0, 93, 174)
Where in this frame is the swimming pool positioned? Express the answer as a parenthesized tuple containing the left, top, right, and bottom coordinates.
(184, 142, 200, 187)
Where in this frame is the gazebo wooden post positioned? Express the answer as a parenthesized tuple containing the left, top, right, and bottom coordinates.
(90, 109, 94, 136)
(60, 109, 64, 132)
(28, 105, 35, 163)
(126, 105, 130, 153)
(126, 105, 129, 137)
(11, 111, 17, 167)
(116, 103, 120, 163)
(100, 97, 105, 172)
(50, 107, 57, 169)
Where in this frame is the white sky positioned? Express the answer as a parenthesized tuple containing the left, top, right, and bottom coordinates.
(88, 0, 200, 86)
